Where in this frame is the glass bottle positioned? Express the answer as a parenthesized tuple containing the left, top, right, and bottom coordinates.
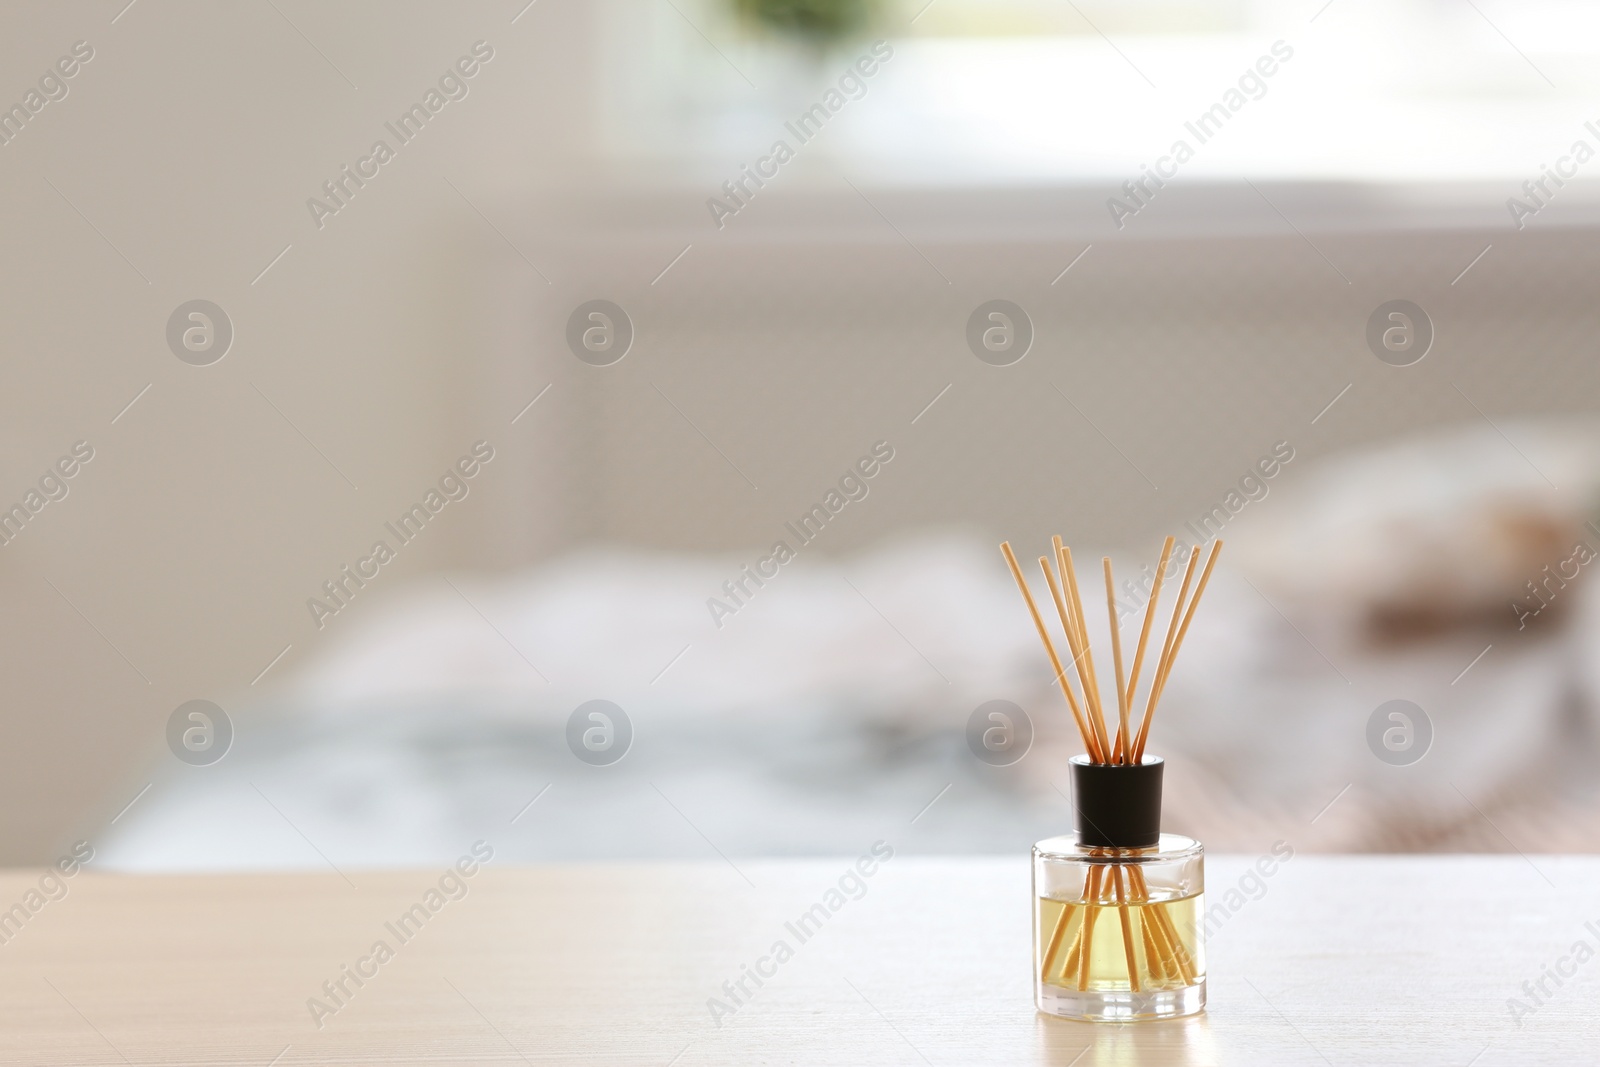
(1033, 756, 1205, 1021)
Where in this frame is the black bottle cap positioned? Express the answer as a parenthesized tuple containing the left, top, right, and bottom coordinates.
(1070, 754, 1163, 848)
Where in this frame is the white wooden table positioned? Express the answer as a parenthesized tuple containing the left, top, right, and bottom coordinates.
(0, 855, 1591, 1064)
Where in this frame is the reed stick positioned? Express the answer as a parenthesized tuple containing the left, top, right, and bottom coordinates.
(1154, 906, 1196, 984)
(1058, 543, 1113, 761)
(1134, 539, 1223, 762)
(1062, 910, 1085, 983)
(1048, 542, 1109, 764)
(1131, 544, 1200, 763)
(1122, 536, 1174, 745)
(1103, 558, 1131, 764)
(1111, 865, 1141, 992)
(1037, 556, 1103, 762)
(999, 542, 1101, 759)
(1041, 902, 1075, 984)
(1076, 865, 1101, 990)
(1139, 910, 1169, 982)
(1059, 863, 1095, 983)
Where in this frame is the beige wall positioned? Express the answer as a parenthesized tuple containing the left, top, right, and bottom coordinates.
(522, 188, 1600, 559)
(0, 1, 595, 860)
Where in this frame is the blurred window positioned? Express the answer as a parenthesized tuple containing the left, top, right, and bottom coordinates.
(602, 0, 1600, 184)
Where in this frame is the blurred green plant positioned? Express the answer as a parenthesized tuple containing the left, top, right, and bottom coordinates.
(732, 0, 879, 44)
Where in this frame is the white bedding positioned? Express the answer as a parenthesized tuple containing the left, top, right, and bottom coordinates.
(101, 424, 1600, 869)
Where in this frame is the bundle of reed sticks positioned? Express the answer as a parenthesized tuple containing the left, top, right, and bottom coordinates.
(999, 534, 1220, 767)
(1001, 534, 1221, 995)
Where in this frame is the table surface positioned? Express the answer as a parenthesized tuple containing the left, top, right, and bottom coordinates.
(0, 853, 1593, 1065)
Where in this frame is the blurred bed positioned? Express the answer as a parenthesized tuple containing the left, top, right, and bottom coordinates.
(99, 422, 1600, 870)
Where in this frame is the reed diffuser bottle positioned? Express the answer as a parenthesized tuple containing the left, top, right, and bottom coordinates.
(1000, 535, 1218, 1022)
(1034, 758, 1204, 1020)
